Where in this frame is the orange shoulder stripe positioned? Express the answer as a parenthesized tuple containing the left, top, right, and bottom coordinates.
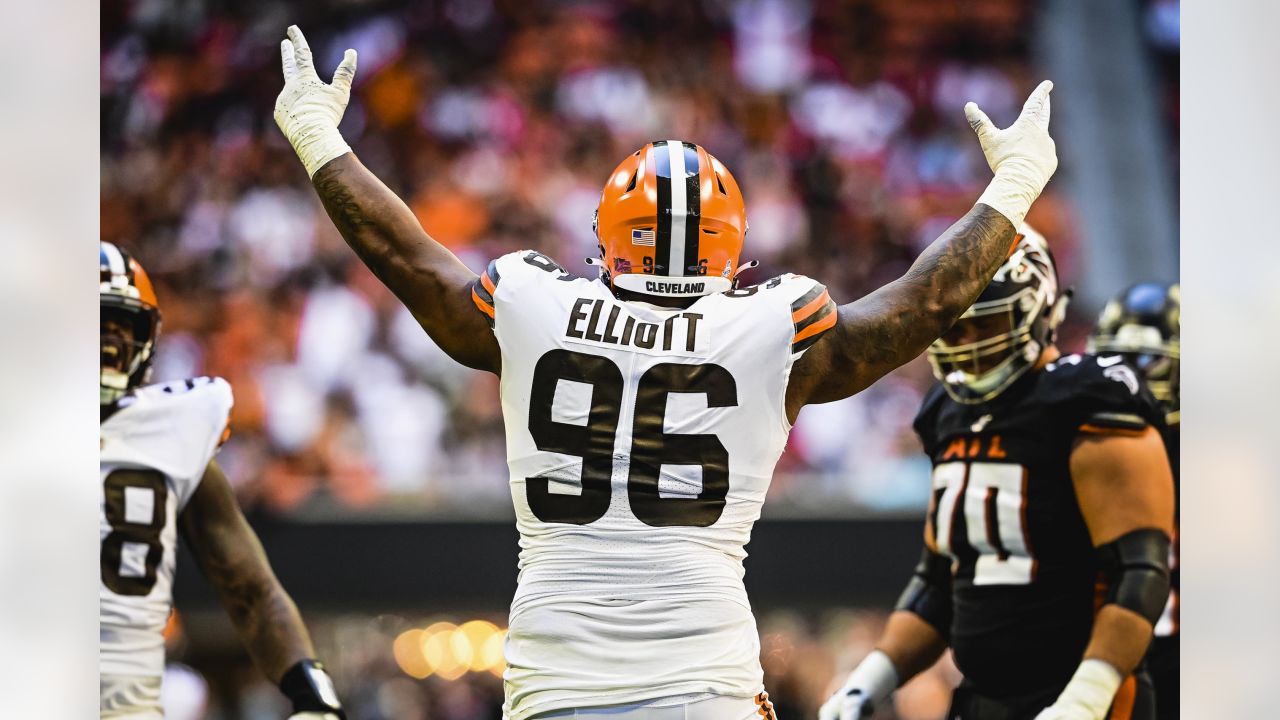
(471, 287, 495, 318)
(791, 289, 832, 324)
(793, 309, 837, 344)
(481, 270, 497, 295)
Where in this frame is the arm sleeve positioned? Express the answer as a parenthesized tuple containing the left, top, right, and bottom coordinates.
(894, 546, 954, 638)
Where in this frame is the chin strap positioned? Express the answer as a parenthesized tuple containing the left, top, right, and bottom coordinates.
(732, 260, 760, 288)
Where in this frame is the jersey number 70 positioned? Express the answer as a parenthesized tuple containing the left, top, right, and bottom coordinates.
(931, 461, 1037, 585)
(526, 349, 737, 528)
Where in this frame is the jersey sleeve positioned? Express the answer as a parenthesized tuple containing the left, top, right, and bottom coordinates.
(148, 377, 234, 507)
(788, 280, 838, 355)
(912, 383, 948, 454)
(175, 377, 233, 507)
(744, 274, 838, 357)
(471, 250, 572, 330)
(1046, 355, 1165, 438)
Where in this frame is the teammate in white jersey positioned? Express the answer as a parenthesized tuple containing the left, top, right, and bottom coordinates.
(273, 25, 1059, 719)
(100, 241, 345, 719)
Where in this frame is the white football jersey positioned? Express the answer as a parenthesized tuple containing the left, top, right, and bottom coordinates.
(473, 251, 837, 719)
(99, 378, 233, 694)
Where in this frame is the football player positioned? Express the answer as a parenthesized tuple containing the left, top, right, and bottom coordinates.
(100, 242, 344, 720)
(819, 230, 1174, 720)
(273, 25, 1058, 720)
(1089, 283, 1180, 720)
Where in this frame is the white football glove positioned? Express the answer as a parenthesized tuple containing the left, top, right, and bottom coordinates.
(818, 687, 876, 720)
(1032, 659, 1123, 720)
(288, 714, 343, 720)
(274, 25, 357, 178)
(969, 80, 1058, 228)
(818, 650, 899, 720)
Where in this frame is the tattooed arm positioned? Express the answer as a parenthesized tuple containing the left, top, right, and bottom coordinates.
(178, 461, 315, 682)
(785, 81, 1058, 421)
(274, 26, 499, 373)
(311, 155, 500, 372)
(785, 206, 1015, 420)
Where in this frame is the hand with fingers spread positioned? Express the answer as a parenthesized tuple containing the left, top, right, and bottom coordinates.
(274, 25, 358, 178)
(970, 79, 1059, 227)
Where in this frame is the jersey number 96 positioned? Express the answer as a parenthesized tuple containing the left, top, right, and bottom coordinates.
(527, 349, 737, 527)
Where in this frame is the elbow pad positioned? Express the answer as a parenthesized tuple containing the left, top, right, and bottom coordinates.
(1097, 528, 1171, 626)
(894, 548, 953, 636)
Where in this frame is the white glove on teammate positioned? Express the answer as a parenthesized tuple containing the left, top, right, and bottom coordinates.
(288, 714, 343, 720)
(818, 687, 876, 720)
(274, 25, 357, 178)
(818, 650, 899, 720)
(969, 80, 1058, 228)
(1032, 658, 1123, 720)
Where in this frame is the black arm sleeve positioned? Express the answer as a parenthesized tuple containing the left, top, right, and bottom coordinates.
(894, 547, 954, 638)
(1097, 528, 1171, 626)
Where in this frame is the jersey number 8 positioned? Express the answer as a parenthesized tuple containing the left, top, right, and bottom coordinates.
(527, 349, 736, 527)
(101, 469, 168, 596)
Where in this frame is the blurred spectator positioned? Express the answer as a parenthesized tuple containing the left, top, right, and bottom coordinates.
(102, 0, 1078, 516)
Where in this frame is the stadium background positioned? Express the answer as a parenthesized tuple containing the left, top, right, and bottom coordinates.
(99, 0, 1179, 718)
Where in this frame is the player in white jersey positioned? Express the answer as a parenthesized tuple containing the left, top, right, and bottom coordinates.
(273, 25, 1059, 719)
(99, 241, 345, 719)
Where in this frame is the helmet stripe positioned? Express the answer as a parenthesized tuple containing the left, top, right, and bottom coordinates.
(652, 141, 673, 274)
(101, 241, 127, 277)
(681, 142, 702, 277)
(665, 139, 688, 277)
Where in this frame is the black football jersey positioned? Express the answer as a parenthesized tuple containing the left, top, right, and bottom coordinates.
(913, 353, 1167, 698)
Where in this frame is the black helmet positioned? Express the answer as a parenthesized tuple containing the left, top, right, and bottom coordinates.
(928, 226, 1069, 404)
(1087, 282, 1180, 424)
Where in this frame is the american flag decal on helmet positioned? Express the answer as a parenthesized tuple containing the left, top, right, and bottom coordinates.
(631, 228, 656, 246)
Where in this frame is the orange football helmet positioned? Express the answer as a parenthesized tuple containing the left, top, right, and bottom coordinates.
(593, 141, 748, 298)
(100, 241, 162, 403)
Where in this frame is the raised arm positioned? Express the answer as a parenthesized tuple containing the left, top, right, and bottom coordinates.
(179, 461, 345, 719)
(786, 82, 1057, 420)
(273, 26, 499, 373)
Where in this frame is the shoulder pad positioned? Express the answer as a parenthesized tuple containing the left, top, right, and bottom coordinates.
(110, 377, 233, 501)
(724, 274, 837, 355)
(1042, 354, 1164, 435)
(474, 251, 578, 329)
(913, 383, 950, 451)
(725, 273, 818, 300)
(491, 250, 575, 284)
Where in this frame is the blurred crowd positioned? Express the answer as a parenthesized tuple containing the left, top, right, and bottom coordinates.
(101, 0, 1087, 515)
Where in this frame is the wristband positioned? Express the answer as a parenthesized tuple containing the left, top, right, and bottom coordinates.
(291, 123, 350, 179)
(976, 158, 1050, 228)
(1051, 658, 1122, 719)
(840, 649, 899, 707)
(279, 659, 345, 717)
